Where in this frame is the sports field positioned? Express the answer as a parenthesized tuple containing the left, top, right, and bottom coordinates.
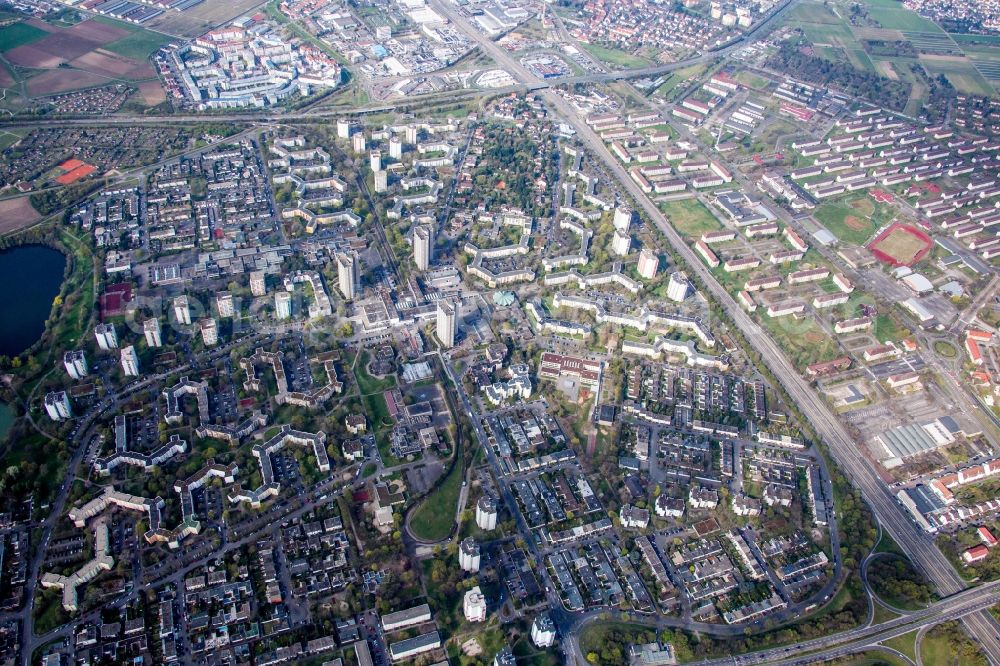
(868, 224, 932, 266)
(814, 193, 897, 245)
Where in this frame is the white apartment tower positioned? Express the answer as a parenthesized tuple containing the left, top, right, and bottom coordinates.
(275, 291, 292, 320)
(144, 318, 162, 348)
(612, 229, 631, 256)
(667, 271, 691, 302)
(120, 345, 140, 377)
(414, 225, 433, 270)
(337, 253, 357, 300)
(353, 133, 367, 153)
(613, 205, 633, 233)
(374, 169, 388, 193)
(370, 150, 382, 172)
(216, 292, 235, 318)
(337, 119, 351, 139)
(200, 318, 219, 347)
(94, 323, 118, 350)
(389, 137, 402, 160)
(531, 614, 556, 648)
(63, 351, 88, 380)
(250, 270, 267, 297)
(638, 248, 659, 280)
(437, 300, 457, 348)
(44, 391, 72, 421)
(459, 537, 480, 573)
(464, 586, 487, 623)
(173, 295, 191, 326)
(476, 495, 498, 531)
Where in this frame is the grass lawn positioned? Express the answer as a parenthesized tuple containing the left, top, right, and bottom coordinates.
(762, 314, 841, 371)
(408, 445, 463, 541)
(655, 62, 712, 99)
(874, 313, 902, 342)
(921, 623, 988, 666)
(840, 653, 910, 666)
(736, 70, 770, 89)
(871, 603, 900, 624)
(362, 392, 391, 429)
(933, 340, 957, 358)
(882, 630, 917, 662)
(354, 350, 397, 395)
(0, 129, 22, 152)
(581, 43, 651, 69)
(0, 22, 48, 51)
(103, 30, 173, 60)
(660, 199, 722, 238)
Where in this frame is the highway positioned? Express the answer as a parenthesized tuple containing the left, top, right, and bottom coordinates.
(0, 0, 795, 132)
(422, 0, 1000, 661)
(564, 577, 1000, 665)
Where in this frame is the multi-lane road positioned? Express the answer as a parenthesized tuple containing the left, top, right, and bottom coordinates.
(423, 0, 1000, 661)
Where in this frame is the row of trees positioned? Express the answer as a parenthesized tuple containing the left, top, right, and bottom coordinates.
(764, 40, 911, 112)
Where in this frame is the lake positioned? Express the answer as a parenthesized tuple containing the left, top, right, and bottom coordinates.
(0, 245, 66, 358)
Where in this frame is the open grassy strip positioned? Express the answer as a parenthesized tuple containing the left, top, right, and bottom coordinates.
(408, 440, 464, 541)
(580, 43, 652, 69)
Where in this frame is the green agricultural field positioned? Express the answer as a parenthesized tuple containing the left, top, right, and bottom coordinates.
(103, 30, 173, 60)
(0, 22, 47, 51)
(660, 199, 722, 238)
(918, 55, 995, 95)
(862, 0, 943, 32)
(951, 33, 1000, 47)
(581, 43, 651, 69)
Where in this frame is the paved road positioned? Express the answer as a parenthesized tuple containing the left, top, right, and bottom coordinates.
(423, 0, 1000, 661)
